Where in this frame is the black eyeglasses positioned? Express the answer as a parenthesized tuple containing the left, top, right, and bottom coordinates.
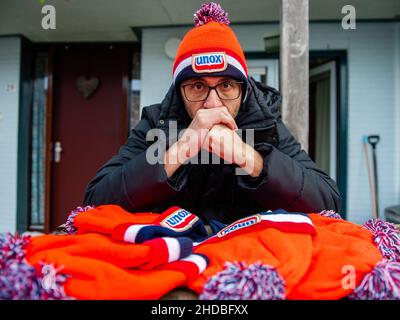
(181, 80, 243, 102)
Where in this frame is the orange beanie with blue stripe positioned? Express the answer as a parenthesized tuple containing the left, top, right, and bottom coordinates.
(173, 3, 248, 92)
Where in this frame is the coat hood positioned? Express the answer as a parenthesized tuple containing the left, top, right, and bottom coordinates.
(157, 77, 282, 130)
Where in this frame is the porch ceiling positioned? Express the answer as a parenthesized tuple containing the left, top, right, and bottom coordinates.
(0, 0, 399, 43)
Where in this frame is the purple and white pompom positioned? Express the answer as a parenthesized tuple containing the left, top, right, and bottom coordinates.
(318, 210, 343, 220)
(0, 232, 31, 266)
(200, 261, 286, 300)
(0, 260, 70, 300)
(348, 260, 400, 300)
(194, 2, 230, 27)
(64, 205, 95, 235)
(362, 219, 400, 262)
(0, 233, 71, 300)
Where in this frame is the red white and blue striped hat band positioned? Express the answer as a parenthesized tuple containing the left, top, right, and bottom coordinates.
(173, 49, 248, 86)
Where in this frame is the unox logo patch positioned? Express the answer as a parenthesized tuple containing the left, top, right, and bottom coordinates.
(192, 52, 227, 73)
(217, 215, 261, 238)
(160, 209, 199, 232)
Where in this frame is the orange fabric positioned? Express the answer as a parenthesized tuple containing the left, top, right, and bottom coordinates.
(73, 205, 159, 235)
(28, 249, 186, 300)
(26, 233, 156, 269)
(24, 206, 192, 299)
(174, 21, 247, 71)
(287, 214, 382, 299)
(189, 214, 383, 300)
(25, 205, 384, 300)
(189, 222, 313, 297)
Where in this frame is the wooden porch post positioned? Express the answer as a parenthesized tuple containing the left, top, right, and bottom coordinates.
(280, 0, 309, 152)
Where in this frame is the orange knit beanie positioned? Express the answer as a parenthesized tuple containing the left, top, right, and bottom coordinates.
(173, 3, 248, 89)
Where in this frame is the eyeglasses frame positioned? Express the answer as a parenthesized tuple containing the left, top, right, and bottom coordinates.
(181, 80, 244, 102)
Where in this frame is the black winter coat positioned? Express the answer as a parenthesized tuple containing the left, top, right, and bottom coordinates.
(83, 78, 341, 224)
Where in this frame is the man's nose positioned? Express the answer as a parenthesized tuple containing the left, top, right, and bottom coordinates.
(203, 88, 223, 109)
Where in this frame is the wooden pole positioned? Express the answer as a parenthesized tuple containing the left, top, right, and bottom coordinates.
(280, 0, 309, 152)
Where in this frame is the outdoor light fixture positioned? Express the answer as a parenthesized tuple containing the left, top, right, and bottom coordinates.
(164, 37, 181, 60)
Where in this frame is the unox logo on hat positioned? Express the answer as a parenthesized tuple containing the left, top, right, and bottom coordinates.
(160, 208, 199, 232)
(192, 52, 227, 73)
(217, 214, 261, 238)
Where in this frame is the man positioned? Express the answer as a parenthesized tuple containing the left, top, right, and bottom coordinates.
(83, 3, 341, 224)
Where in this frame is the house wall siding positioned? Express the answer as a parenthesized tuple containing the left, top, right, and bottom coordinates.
(394, 23, 400, 217)
(0, 37, 21, 232)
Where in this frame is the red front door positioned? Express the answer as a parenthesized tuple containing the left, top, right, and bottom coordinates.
(51, 44, 131, 230)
